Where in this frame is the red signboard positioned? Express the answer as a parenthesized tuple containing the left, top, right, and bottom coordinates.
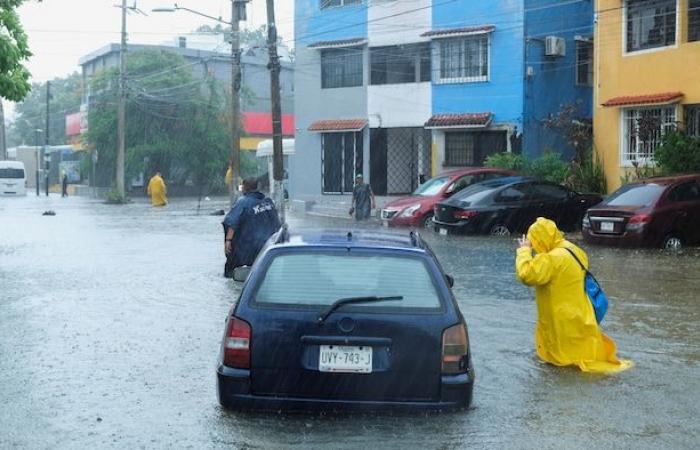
(65, 112, 82, 136)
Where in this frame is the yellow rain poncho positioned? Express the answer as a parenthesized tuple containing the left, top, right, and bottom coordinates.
(516, 218, 632, 374)
(147, 174, 168, 207)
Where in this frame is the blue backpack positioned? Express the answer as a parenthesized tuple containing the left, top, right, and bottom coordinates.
(564, 248, 608, 324)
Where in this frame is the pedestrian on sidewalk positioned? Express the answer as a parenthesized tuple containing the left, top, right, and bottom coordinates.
(222, 177, 281, 278)
(349, 174, 375, 221)
(61, 171, 68, 198)
(515, 217, 632, 374)
(147, 171, 168, 207)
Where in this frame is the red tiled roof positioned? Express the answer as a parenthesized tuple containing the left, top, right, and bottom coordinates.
(307, 37, 367, 49)
(425, 113, 492, 129)
(602, 92, 683, 107)
(421, 25, 496, 38)
(242, 112, 295, 136)
(308, 119, 368, 132)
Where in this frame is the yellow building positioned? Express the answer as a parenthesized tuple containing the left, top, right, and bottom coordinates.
(594, 0, 700, 190)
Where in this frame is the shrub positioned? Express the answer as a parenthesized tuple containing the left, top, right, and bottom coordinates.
(654, 131, 700, 174)
(485, 152, 525, 171)
(105, 189, 128, 204)
(568, 150, 607, 194)
(526, 151, 568, 184)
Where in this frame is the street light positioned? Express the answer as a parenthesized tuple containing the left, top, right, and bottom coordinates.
(153, 2, 247, 208)
(34, 128, 42, 196)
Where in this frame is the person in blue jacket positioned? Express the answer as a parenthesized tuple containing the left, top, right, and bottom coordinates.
(223, 177, 281, 278)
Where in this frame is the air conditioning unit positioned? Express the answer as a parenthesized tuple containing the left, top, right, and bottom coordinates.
(545, 36, 566, 57)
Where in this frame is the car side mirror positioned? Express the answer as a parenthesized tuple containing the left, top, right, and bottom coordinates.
(233, 266, 251, 282)
(444, 185, 455, 196)
(445, 274, 455, 288)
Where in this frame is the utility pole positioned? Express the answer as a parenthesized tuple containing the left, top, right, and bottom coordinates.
(44, 81, 50, 196)
(228, 0, 244, 208)
(0, 100, 6, 161)
(265, 0, 285, 221)
(116, 0, 127, 199)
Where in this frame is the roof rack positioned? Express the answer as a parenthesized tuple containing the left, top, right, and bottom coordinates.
(274, 223, 290, 244)
(409, 231, 425, 249)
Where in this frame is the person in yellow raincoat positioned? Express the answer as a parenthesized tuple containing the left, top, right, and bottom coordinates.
(147, 172, 168, 207)
(224, 165, 233, 193)
(516, 217, 632, 374)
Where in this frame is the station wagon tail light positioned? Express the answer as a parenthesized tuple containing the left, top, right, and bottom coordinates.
(626, 214, 651, 231)
(223, 316, 251, 369)
(454, 210, 479, 220)
(442, 323, 469, 374)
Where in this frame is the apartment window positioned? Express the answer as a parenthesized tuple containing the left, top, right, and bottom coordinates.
(321, 48, 363, 89)
(321, 0, 361, 9)
(437, 35, 489, 83)
(690, 0, 700, 42)
(370, 44, 431, 85)
(444, 131, 506, 167)
(686, 105, 700, 137)
(622, 106, 677, 165)
(576, 40, 593, 86)
(625, 0, 677, 52)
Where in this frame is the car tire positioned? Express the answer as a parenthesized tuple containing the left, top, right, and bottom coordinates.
(662, 234, 683, 251)
(489, 224, 511, 237)
(422, 213, 434, 229)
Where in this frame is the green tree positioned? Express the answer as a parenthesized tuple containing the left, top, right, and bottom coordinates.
(86, 49, 232, 193)
(0, 0, 33, 101)
(7, 72, 82, 146)
(655, 131, 700, 174)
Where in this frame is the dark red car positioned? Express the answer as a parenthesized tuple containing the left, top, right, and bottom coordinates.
(582, 174, 700, 250)
(380, 168, 515, 228)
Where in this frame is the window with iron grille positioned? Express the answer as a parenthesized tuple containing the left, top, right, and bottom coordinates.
(444, 131, 507, 167)
(321, 48, 363, 89)
(370, 44, 431, 85)
(436, 35, 489, 83)
(575, 40, 593, 86)
(621, 106, 677, 166)
(625, 0, 677, 52)
(686, 105, 700, 137)
(690, 0, 700, 42)
(322, 132, 363, 194)
(320, 0, 361, 9)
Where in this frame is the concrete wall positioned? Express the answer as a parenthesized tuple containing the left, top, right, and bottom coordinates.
(431, 0, 525, 128)
(523, 0, 594, 159)
(291, 0, 368, 201)
(367, 0, 431, 47)
(594, 0, 700, 190)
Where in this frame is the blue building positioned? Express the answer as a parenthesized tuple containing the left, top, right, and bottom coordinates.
(291, 0, 593, 201)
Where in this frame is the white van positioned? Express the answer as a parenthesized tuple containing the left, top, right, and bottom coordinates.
(0, 161, 27, 195)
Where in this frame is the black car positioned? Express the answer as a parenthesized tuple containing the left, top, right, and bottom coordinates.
(433, 177, 602, 236)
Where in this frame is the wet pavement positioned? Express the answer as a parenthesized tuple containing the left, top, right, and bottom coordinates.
(1, 195, 698, 449)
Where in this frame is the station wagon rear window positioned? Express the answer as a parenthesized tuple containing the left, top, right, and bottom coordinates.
(254, 253, 442, 309)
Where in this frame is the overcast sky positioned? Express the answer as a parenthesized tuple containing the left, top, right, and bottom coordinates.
(7, 0, 294, 118)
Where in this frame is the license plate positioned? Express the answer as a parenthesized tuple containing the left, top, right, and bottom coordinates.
(439, 228, 448, 236)
(600, 221, 614, 232)
(319, 345, 372, 373)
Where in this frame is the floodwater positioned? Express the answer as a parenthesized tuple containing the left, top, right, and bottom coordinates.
(1, 195, 698, 449)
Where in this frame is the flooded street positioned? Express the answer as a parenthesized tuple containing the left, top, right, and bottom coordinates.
(1, 195, 698, 449)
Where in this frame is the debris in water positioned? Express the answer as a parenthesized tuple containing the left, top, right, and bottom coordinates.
(42, 210, 56, 216)
(210, 209, 225, 216)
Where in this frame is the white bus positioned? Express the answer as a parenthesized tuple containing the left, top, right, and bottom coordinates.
(0, 161, 27, 195)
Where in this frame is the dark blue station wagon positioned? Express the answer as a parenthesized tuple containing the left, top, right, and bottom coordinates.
(217, 228, 475, 411)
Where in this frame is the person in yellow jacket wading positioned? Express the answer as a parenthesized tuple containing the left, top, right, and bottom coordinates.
(516, 217, 632, 374)
(147, 172, 168, 207)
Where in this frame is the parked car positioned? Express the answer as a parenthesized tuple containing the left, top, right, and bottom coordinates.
(217, 228, 474, 411)
(582, 174, 700, 250)
(0, 160, 27, 196)
(380, 168, 515, 228)
(433, 176, 602, 236)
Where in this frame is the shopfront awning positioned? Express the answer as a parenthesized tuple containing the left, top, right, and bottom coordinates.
(307, 37, 367, 50)
(602, 92, 683, 107)
(424, 113, 492, 129)
(308, 119, 368, 132)
(421, 25, 495, 39)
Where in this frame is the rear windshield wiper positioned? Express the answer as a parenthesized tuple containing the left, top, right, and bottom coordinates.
(318, 296, 403, 324)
